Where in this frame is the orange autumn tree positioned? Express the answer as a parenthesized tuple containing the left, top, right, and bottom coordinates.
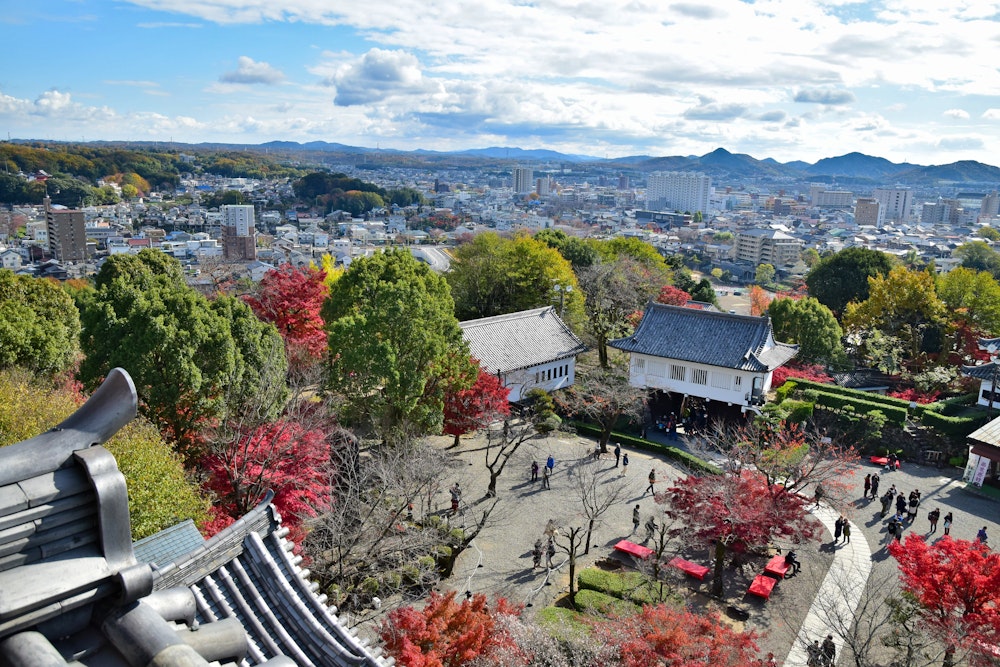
(889, 535, 1000, 666)
(750, 285, 771, 316)
(592, 604, 760, 667)
(380, 591, 521, 667)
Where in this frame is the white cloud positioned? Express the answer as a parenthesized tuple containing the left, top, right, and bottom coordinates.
(327, 49, 431, 106)
(983, 108, 1000, 120)
(219, 56, 285, 84)
(794, 88, 855, 105)
(943, 108, 969, 119)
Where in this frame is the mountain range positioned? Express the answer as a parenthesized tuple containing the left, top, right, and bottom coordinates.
(252, 141, 1000, 185)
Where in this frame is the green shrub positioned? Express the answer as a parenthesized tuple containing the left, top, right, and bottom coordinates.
(577, 567, 654, 603)
(791, 379, 916, 412)
(920, 410, 989, 438)
(808, 390, 907, 425)
(782, 400, 815, 424)
(574, 589, 638, 615)
(775, 381, 798, 403)
(360, 577, 380, 596)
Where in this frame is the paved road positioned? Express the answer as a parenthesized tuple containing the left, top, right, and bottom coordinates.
(409, 246, 450, 272)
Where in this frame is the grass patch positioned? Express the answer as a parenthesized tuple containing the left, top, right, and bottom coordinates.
(574, 589, 639, 615)
(577, 567, 665, 605)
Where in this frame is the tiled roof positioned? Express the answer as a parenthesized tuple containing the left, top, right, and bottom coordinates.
(962, 361, 1000, 381)
(609, 302, 797, 372)
(149, 497, 391, 667)
(968, 415, 1000, 447)
(133, 519, 204, 567)
(460, 306, 587, 374)
(831, 369, 893, 390)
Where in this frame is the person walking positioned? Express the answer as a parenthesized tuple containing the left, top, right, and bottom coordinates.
(450, 483, 462, 516)
(806, 640, 823, 667)
(927, 507, 940, 533)
(546, 538, 556, 568)
(907, 493, 920, 522)
(668, 414, 678, 441)
(842, 520, 851, 544)
(943, 511, 953, 535)
(895, 492, 907, 517)
(834, 516, 844, 544)
(977, 526, 989, 544)
(863, 474, 871, 499)
(530, 460, 539, 482)
(621, 453, 629, 476)
(644, 515, 658, 543)
(546, 455, 555, 475)
(532, 540, 542, 569)
(821, 635, 836, 667)
(870, 473, 880, 499)
(632, 505, 640, 533)
(645, 469, 657, 495)
(614, 442, 621, 467)
(542, 464, 551, 489)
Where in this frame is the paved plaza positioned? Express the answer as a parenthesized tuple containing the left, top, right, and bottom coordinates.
(432, 427, 1000, 666)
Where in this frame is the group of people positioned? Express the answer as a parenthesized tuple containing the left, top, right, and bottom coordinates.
(833, 515, 851, 544)
(531, 537, 557, 569)
(806, 635, 836, 667)
(654, 408, 710, 438)
(530, 456, 557, 489)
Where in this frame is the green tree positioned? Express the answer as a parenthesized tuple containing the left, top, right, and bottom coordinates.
(0, 270, 80, 374)
(976, 226, 1000, 242)
(801, 248, 821, 268)
(755, 263, 776, 287)
(322, 249, 474, 444)
(689, 278, 718, 306)
(768, 297, 846, 366)
(0, 369, 209, 539)
(447, 232, 583, 325)
(577, 257, 662, 367)
(806, 247, 895, 317)
(843, 267, 946, 363)
(937, 267, 1000, 336)
(77, 250, 278, 456)
(534, 229, 599, 268)
(955, 240, 1000, 278)
(589, 237, 671, 281)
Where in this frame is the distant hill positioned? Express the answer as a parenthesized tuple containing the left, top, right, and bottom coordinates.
(453, 146, 596, 161)
(894, 160, 1000, 185)
(805, 152, 916, 179)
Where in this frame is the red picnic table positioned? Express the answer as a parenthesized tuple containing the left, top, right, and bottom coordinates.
(668, 556, 711, 580)
(614, 539, 654, 560)
(763, 554, 791, 579)
(870, 456, 900, 469)
(748, 574, 777, 599)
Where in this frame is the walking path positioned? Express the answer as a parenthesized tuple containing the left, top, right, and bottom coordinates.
(785, 505, 872, 666)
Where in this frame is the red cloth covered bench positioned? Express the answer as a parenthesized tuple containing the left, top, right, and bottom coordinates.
(764, 554, 791, 579)
(668, 556, 710, 580)
(748, 574, 777, 599)
(614, 540, 654, 560)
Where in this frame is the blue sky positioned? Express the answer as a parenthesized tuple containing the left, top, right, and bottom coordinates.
(3, 0, 1000, 165)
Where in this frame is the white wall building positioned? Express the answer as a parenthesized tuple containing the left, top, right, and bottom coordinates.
(647, 171, 711, 214)
(873, 187, 913, 227)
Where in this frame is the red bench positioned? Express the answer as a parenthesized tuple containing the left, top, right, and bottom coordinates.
(669, 556, 710, 580)
(614, 539, 654, 560)
(871, 456, 901, 469)
(764, 554, 791, 579)
(748, 574, 777, 599)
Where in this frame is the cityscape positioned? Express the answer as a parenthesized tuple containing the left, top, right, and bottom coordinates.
(3, 1, 1000, 666)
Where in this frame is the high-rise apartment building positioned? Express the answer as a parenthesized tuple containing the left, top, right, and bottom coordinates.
(646, 171, 711, 214)
(873, 187, 913, 227)
(982, 191, 1000, 218)
(809, 187, 854, 208)
(854, 198, 879, 227)
(44, 196, 87, 262)
(221, 204, 256, 261)
(735, 229, 803, 268)
(512, 167, 534, 194)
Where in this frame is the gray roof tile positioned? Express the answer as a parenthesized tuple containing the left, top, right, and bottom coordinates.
(460, 307, 587, 374)
(609, 302, 797, 372)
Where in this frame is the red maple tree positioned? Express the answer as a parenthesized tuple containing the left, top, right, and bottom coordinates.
(889, 535, 1000, 666)
(749, 285, 771, 316)
(380, 591, 521, 667)
(442, 365, 510, 447)
(591, 604, 760, 667)
(243, 264, 328, 371)
(770, 362, 833, 387)
(656, 284, 691, 306)
(200, 419, 331, 539)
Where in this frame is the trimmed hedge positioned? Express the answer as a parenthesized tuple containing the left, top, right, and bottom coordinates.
(791, 378, 922, 414)
(570, 421, 721, 475)
(920, 410, 989, 438)
(576, 568, 658, 604)
(574, 589, 639, 615)
(775, 380, 798, 403)
(808, 389, 907, 425)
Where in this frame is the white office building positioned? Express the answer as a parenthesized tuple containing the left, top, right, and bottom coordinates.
(873, 188, 913, 227)
(513, 167, 534, 194)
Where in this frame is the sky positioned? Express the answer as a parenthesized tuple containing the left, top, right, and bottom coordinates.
(3, 0, 1000, 165)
